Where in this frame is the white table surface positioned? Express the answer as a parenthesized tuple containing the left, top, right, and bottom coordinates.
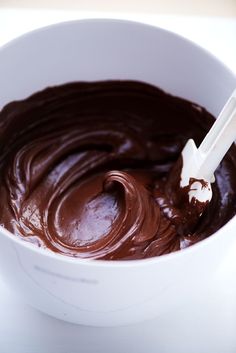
(0, 9, 236, 353)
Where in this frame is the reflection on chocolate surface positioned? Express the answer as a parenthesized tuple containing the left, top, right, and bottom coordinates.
(0, 81, 236, 260)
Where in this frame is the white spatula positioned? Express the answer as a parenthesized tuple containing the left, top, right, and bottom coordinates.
(180, 89, 236, 205)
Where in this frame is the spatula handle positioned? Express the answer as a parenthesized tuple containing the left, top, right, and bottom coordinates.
(197, 90, 236, 180)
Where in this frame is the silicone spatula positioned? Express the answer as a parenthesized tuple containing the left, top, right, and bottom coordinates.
(180, 89, 236, 206)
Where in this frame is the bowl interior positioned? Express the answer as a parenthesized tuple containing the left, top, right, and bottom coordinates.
(0, 19, 235, 115)
(0, 19, 236, 264)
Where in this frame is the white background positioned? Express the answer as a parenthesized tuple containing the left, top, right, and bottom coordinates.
(0, 9, 236, 353)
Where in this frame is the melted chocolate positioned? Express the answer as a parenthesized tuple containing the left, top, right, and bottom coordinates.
(0, 80, 236, 260)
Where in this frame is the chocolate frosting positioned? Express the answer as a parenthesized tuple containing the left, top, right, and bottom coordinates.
(0, 80, 236, 260)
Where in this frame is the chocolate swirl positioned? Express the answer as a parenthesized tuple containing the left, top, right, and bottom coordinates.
(0, 80, 236, 260)
(101, 171, 178, 259)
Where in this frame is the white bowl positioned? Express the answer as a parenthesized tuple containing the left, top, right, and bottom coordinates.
(0, 19, 235, 327)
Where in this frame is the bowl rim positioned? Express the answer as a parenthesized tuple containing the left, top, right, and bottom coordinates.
(0, 18, 236, 268)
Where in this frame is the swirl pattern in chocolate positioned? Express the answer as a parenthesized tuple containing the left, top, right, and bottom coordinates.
(0, 81, 236, 260)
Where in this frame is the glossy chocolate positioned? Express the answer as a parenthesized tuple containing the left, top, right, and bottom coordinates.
(0, 81, 236, 260)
